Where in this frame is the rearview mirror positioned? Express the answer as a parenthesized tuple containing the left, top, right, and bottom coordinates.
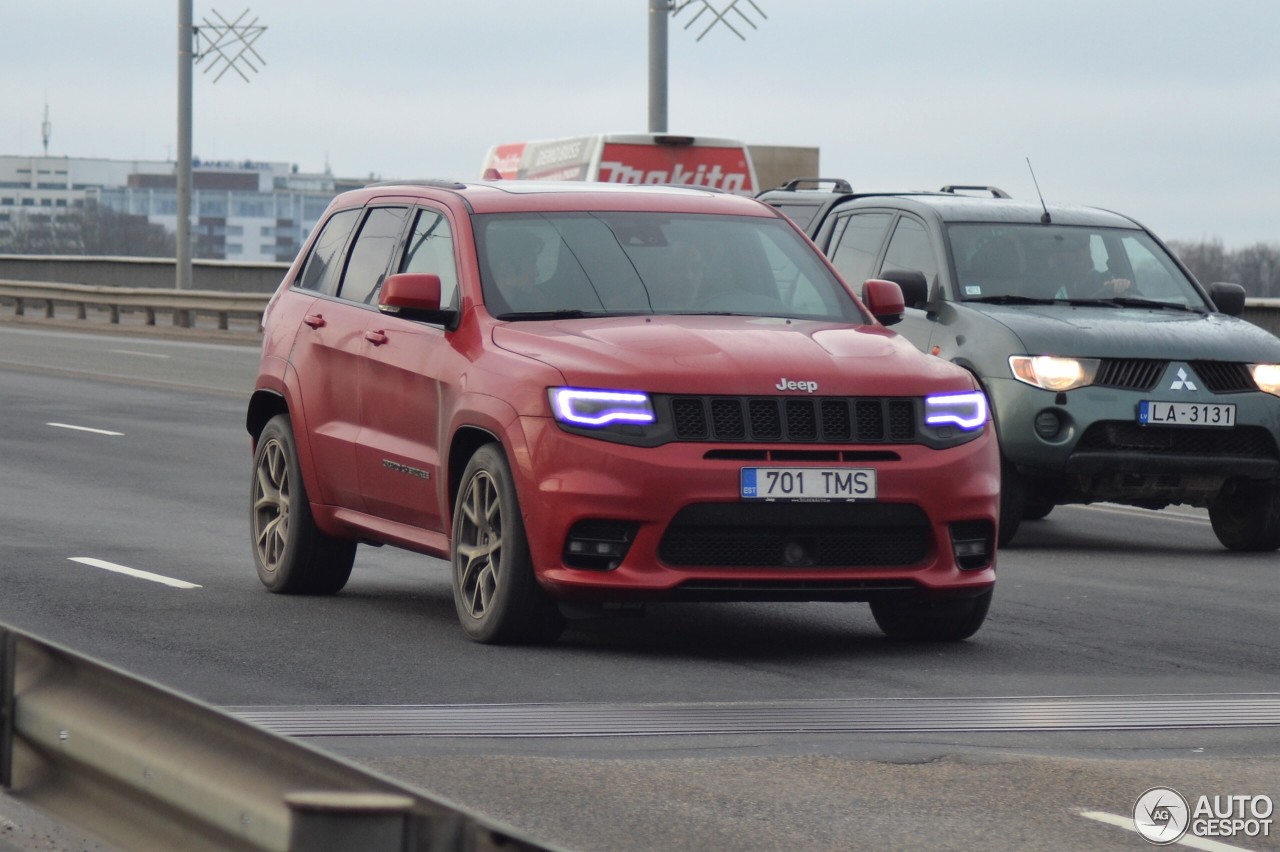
(1207, 281, 1246, 316)
(876, 269, 929, 309)
(379, 273, 456, 325)
(862, 278, 906, 326)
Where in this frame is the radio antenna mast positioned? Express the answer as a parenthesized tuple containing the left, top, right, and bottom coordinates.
(41, 101, 51, 156)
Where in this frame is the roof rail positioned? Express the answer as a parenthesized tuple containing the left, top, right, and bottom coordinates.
(777, 177, 854, 193)
(939, 185, 1011, 199)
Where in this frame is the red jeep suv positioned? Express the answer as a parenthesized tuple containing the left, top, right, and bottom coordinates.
(247, 180, 999, 643)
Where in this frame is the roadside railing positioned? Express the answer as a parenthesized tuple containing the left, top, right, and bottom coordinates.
(1, 623, 558, 852)
(0, 280, 270, 332)
(2, 280, 1280, 339)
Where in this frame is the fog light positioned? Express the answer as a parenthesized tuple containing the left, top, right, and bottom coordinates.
(564, 520, 639, 571)
(1034, 410, 1062, 439)
(949, 521, 994, 570)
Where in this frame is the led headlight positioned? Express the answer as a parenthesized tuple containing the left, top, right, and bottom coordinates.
(550, 387, 655, 428)
(924, 391, 988, 431)
(1009, 355, 1100, 391)
(1249, 364, 1280, 397)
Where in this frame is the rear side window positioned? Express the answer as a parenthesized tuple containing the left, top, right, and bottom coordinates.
(296, 208, 360, 296)
(338, 207, 408, 305)
(829, 212, 892, 285)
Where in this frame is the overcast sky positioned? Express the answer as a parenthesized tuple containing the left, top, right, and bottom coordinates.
(4, 1, 1278, 247)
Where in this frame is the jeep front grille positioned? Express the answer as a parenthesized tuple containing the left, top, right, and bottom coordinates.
(666, 396, 917, 443)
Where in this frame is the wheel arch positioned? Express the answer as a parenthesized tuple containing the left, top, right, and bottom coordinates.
(247, 388, 288, 441)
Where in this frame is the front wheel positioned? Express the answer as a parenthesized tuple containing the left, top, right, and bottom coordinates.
(451, 444, 565, 644)
(870, 589, 993, 641)
(998, 456, 1025, 546)
(250, 414, 355, 594)
(1208, 478, 1280, 551)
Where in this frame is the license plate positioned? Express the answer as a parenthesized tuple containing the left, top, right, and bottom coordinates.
(740, 467, 877, 501)
(1138, 400, 1237, 427)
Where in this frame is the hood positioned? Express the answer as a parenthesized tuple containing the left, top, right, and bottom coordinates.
(492, 315, 976, 396)
(970, 304, 1280, 361)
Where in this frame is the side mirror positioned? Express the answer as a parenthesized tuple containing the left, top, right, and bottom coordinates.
(1207, 281, 1246, 316)
(862, 278, 906, 326)
(876, 269, 929, 308)
(379, 273, 455, 324)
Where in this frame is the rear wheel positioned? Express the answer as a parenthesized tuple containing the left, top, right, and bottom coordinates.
(1208, 478, 1280, 551)
(250, 414, 355, 594)
(870, 589, 993, 641)
(451, 444, 565, 644)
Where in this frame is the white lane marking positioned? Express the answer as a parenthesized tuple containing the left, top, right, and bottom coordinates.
(108, 349, 170, 359)
(68, 557, 202, 589)
(1079, 811, 1254, 851)
(47, 422, 124, 436)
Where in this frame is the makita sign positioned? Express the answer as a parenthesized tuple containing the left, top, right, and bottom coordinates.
(481, 134, 757, 194)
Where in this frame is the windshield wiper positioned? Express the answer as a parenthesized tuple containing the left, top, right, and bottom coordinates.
(1060, 298, 1123, 308)
(496, 309, 609, 320)
(966, 294, 1057, 305)
(1105, 297, 1200, 312)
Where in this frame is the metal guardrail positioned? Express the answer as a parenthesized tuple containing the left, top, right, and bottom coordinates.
(0, 280, 270, 332)
(2, 280, 1279, 338)
(0, 624, 559, 852)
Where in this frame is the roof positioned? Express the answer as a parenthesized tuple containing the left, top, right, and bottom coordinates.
(333, 179, 776, 216)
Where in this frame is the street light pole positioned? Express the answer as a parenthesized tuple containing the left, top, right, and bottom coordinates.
(177, 0, 193, 291)
(648, 0, 669, 133)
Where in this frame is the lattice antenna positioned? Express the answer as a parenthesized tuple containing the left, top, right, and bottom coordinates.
(194, 8, 267, 83)
(672, 0, 768, 42)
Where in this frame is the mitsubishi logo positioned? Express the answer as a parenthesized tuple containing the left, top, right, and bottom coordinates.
(1169, 367, 1197, 391)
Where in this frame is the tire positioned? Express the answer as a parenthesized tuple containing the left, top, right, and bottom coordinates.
(1022, 491, 1056, 521)
(250, 414, 355, 594)
(870, 589, 993, 642)
(997, 456, 1025, 546)
(1208, 478, 1280, 552)
(451, 444, 565, 644)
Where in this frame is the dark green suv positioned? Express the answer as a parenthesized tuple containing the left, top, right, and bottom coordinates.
(759, 181, 1280, 550)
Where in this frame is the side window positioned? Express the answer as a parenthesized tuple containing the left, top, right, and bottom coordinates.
(400, 209, 460, 308)
(337, 207, 408, 305)
(829, 212, 892, 285)
(296, 208, 360, 296)
(880, 216, 938, 286)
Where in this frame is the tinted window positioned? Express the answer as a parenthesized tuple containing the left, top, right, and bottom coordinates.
(400, 209, 459, 309)
(829, 212, 892, 286)
(297, 208, 359, 296)
(880, 216, 937, 286)
(474, 212, 861, 322)
(338, 207, 407, 305)
(947, 223, 1206, 306)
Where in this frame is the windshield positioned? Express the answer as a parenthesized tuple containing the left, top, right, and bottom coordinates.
(947, 223, 1208, 309)
(474, 211, 862, 322)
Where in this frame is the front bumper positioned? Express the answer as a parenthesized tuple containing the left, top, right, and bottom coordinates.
(989, 376, 1280, 503)
(509, 417, 1000, 602)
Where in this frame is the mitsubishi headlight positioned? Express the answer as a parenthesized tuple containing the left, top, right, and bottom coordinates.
(1009, 355, 1100, 391)
(550, 387, 655, 429)
(1250, 364, 1280, 397)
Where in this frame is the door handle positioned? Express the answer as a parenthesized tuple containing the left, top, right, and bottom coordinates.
(303, 313, 326, 329)
(364, 329, 389, 346)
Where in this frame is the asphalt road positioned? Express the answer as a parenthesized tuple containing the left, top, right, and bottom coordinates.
(0, 322, 1276, 851)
